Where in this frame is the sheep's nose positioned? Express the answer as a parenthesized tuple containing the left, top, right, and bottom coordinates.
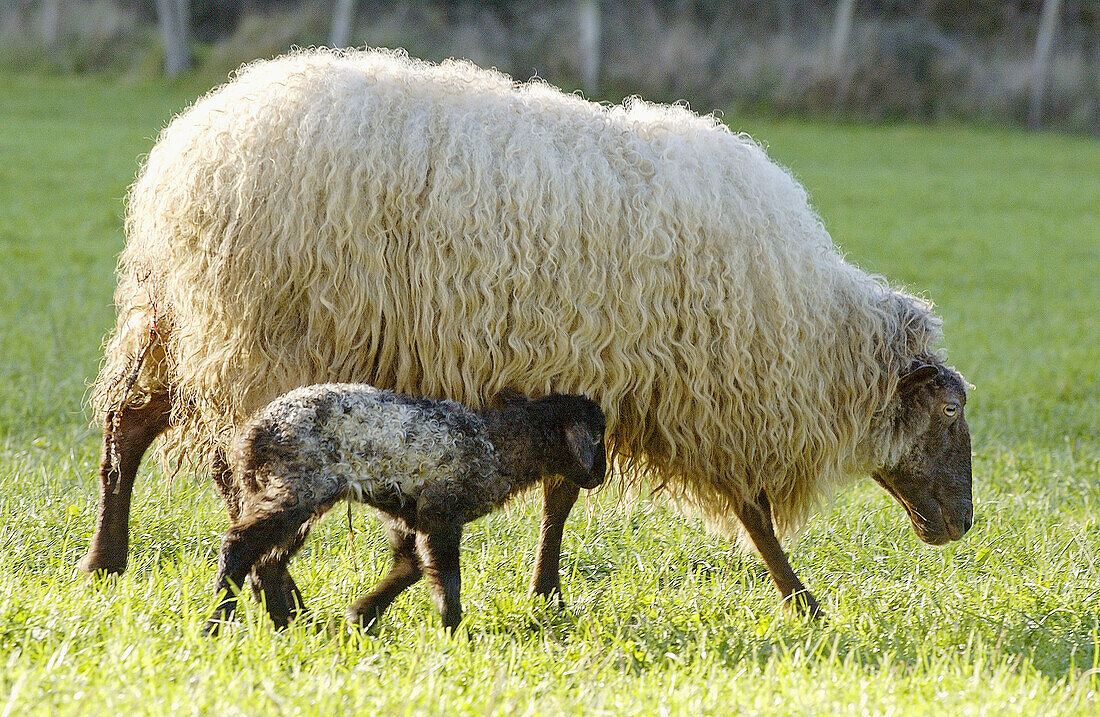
(944, 501, 973, 541)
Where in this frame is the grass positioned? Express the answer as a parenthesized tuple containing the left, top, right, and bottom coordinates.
(0, 72, 1097, 715)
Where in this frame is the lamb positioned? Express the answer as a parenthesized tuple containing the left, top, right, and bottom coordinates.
(203, 385, 606, 634)
(84, 47, 972, 618)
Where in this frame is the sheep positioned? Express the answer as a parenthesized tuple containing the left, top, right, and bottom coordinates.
(84, 47, 972, 618)
(204, 385, 606, 634)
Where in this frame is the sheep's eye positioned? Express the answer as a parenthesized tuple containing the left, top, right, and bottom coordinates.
(942, 403, 959, 418)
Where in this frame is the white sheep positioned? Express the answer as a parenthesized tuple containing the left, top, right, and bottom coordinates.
(203, 385, 606, 634)
(87, 47, 972, 619)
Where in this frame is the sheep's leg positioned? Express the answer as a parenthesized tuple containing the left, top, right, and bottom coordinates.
(246, 513, 319, 629)
(204, 506, 314, 635)
(529, 477, 580, 603)
(250, 559, 307, 630)
(733, 490, 822, 618)
(79, 390, 173, 576)
(347, 521, 422, 629)
(416, 525, 464, 632)
(248, 521, 309, 628)
(210, 452, 309, 623)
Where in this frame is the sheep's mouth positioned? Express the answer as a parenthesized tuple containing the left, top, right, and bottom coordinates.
(873, 474, 971, 545)
(572, 474, 605, 490)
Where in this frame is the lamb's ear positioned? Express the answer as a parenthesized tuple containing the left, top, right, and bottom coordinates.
(564, 423, 598, 472)
(491, 388, 529, 409)
(898, 364, 938, 398)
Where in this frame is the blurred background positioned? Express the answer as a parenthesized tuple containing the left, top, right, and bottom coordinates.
(1, 1, 1097, 134)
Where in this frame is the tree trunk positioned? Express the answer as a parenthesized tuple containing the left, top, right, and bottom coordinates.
(829, 0, 856, 67)
(577, 0, 600, 96)
(155, 0, 191, 78)
(329, 0, 358, 48)
(1028, 0, 1064, 129)
(41, 0, 59, 47)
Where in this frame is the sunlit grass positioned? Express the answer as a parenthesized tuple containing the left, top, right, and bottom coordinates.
(0, 73, 1097, 715)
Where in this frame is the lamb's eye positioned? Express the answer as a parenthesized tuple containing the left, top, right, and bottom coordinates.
(943, 403, 959, 418)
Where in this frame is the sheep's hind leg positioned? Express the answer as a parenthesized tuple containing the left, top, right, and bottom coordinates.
(79, 389, 172, 576)
(416, 526, 463, 632)
(347, 520, 422, 630)
(529, 477, 580, 604)
(204, 506, 315, 635)
(733, 490, 822, 619)
(250, 559, 307, 630)
(210, 451, 308, 625)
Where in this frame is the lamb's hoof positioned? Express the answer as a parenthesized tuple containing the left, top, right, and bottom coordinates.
(203, 617, 230, 637)
(78, 552, 126, 577)
(346, 608, 382, 634)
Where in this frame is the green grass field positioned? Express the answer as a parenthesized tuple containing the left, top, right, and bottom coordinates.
(1, 73, 1097, 715)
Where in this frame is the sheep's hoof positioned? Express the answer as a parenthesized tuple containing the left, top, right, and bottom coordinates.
(529, 584, 566, 608)
(785, 591, 825, 621)
(346, 608, 383, 634)
(78, 551, 127, 577)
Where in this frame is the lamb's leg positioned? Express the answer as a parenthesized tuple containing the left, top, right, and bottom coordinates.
(245, 511, 322, 629)
(210, 452, 310, 624)
(204, 506, 314, 635)
(347, 520, 422, 630)
(529, 477, 580, 603)
(79, 390, 173, 576)
(733, 490, 822, 618)
(416, 525, 463, 632)
(250, 558, 307, 630)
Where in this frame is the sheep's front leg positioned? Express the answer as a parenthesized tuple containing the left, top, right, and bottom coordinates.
(416, 526, 463, 632)
(529, 477, 580, 603)
(79, 390, 173, 576)
(733, 490, 822, 618)
(347, 520, 422, 629)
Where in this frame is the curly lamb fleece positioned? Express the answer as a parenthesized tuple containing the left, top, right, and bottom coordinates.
(230, 384, 504, 520)
(95, 47, 943, 542)
(224, 384, 606, 525)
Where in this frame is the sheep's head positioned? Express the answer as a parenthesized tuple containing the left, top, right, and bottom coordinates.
(873, 362, 973, 545)
(495, 390, 608, 490)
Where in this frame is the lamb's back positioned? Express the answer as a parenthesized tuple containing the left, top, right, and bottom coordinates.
(242, 384, 499, 505)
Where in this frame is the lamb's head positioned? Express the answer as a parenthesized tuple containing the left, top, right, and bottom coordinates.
(873, 362, 973, 546)
(495, 390, 607, 490)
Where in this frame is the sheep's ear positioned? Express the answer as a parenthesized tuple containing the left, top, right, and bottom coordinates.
(491, 388, 528, 409)
(898, 364, 938, 398)
(564, 423, 598, 472)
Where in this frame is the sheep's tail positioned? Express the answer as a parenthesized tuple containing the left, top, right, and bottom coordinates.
(89, 269, 200, 485)
(92, 271, 171, 421)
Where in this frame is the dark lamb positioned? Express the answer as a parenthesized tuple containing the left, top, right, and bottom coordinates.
(205, 385, 607, 634)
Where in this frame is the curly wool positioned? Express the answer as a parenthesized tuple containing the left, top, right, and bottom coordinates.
(95, 47, 944, 541)
(233, 383, 501, 514)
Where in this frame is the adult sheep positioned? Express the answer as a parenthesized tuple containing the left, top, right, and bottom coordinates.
(82, 47, 973, 617)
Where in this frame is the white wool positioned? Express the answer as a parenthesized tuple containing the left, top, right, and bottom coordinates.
(96, 47, 948, 543)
